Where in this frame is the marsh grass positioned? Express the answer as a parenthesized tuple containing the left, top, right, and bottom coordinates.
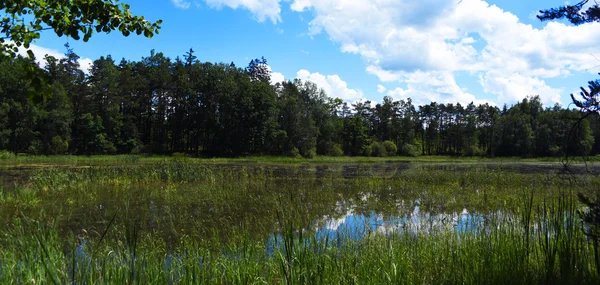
(0, 153, 593, 167)
(0, 161, 599, 284)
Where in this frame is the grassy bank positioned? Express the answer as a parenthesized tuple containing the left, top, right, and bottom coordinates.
(0, 161, 599, 283)
(1, 152, 595, 167)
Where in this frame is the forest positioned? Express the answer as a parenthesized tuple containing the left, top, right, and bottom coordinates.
(0, 46, 596, 158)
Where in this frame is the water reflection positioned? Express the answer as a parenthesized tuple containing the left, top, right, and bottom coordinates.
(267, 195, 487, 255)
(317, 202, 485, 240)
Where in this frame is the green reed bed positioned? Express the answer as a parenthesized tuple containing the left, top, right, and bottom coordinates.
(0, 161, 599, 284)
(0, 152, 584, 167)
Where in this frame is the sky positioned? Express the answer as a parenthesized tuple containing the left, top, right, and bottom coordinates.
(23, 0, 600, 108)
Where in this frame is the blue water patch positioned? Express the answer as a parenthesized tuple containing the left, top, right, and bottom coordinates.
(266, 206, 486, 255)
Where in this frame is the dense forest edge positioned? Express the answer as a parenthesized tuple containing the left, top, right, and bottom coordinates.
(0, 47, 597, 158)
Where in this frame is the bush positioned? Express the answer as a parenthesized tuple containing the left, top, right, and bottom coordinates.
(130, 142, 145, 155)
(95, 134, 117, 154)
(171, 152, 189, 158)
(27, 140, 43, 155)
(328, 144, 344, 156)
(49, 136, 69, 155)
(400, 143, 420, 157)
(0, 150, 15, 160)
(382, 140, 398, 156)
(464, 144, 485, 156)
(289, 147, 301, 158)
(362, 145, 372, 157)
(303, 147, 317, 159)
(371, 141, 386, 157)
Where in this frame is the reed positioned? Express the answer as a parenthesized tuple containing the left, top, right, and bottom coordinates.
(0, 160, 598, 284)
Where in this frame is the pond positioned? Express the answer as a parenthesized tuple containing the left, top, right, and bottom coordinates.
(0, 161, 593, 247)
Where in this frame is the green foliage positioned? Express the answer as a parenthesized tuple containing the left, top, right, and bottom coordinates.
(129, 142, 145, 155)
(48, 136, 68, 155)
(27, 139, 42, 155)
(289, 147, 301, 158)
(0, 0, 162, 58)
(72, 113, 115, 155)
(0, 150, 14, 160)
(362, 145, 372, 156)
(400, 143, 420, 157)
(303, 147, 317, 159)
(0, 50, 598, 159)
(382, 140, 397, 156)
(343, 115, 371, 156)
(327, 143, 344, 156)
(464, 143, 483, 157)
(370, 141, 386, 157)
(171, 152, 188, 158)
(0, 1, 162, 102)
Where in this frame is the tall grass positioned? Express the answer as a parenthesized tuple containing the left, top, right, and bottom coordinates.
(0, 161, 598, 283)
(0, 153, 591, 166)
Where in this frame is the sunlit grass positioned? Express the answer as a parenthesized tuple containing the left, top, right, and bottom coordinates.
(1, 153, 594, 166)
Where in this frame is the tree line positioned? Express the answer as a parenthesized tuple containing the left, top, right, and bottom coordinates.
(0, 47, 596, 158)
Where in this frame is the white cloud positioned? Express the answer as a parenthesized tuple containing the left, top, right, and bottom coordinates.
(172, 0, 192, 9)
(291, 0, 600, 106)
(386, 71, 494, 106)
(377, 84, 386, 93)
(270, 72, 285, 85)
(78, 57, 93, 73)
(204, 0, 282, 23)
(264, 65, 286, 85)
(17, 43, 93, 74)
(479, 71, 562, 104)
(296, 69, 364, 102)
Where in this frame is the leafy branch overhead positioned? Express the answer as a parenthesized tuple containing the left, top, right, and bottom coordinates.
(537, 0, 600, 25)
(572, 75, 600, 114)
(538, 0, 600, 114)
(0, 0, 162, 58)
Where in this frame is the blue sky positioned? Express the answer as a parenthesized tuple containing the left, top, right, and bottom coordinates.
(26, 0, 600, 108)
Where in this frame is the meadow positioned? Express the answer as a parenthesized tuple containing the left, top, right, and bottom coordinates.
(0, 156, 599, 284)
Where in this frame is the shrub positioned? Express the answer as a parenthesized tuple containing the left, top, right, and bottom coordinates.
(49, 136, 69, 155)
(130, 142, 145, 155)
(400, 143, 420, 157)
(303, 147, 317, 159)
(382, 140, 398, 156)
(328, 144, 344, 156)
(362, 145, 372, 157)
(464, 144, 485, 156)
(371, 141, 386, 157)
(94, 134, 117, 154)
(27, 140, 43, 155)
(0, 150, 14, 160)
(172, 152, 188, 158)
(289, 147, 301, 158)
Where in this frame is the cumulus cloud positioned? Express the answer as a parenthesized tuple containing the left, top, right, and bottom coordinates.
(386, 71, 494, 106)
(377, 84, 386, 93)
(270, 72, 285, 85)
(204, 0, 282, 23)
(17, 43, 93, 73)
(479, 71, 562, 105)
(296, 69, 364, 102)
(291, 0, 600, 105)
